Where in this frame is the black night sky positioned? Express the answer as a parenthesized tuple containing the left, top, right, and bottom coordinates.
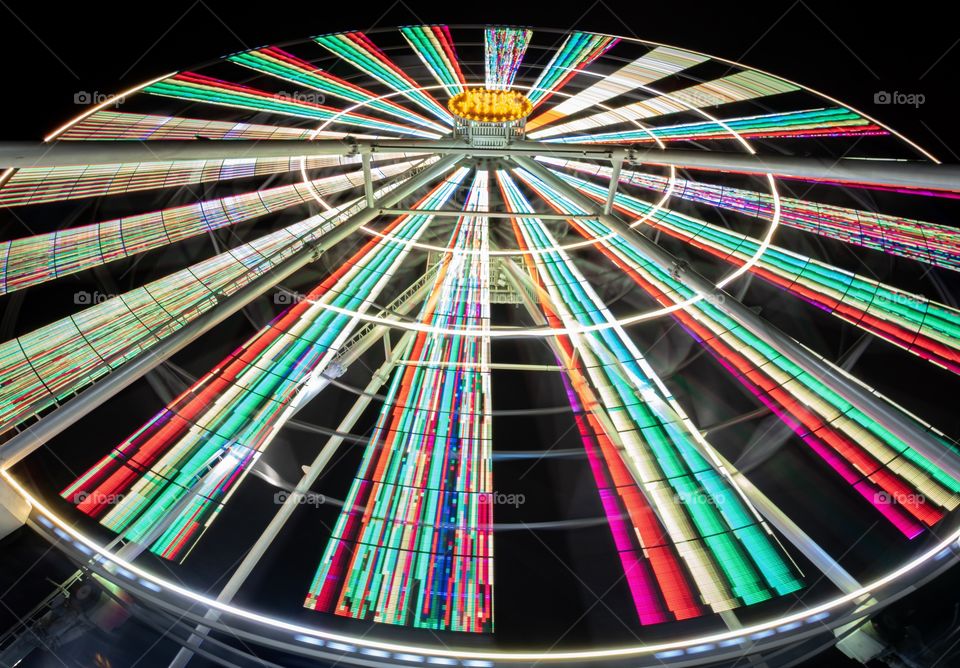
(1, 2, 960, 667)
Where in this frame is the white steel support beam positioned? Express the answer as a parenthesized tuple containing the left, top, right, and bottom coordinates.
(361, 151, 375, 208)
(2, 139, 960, 191)
(603, 154, 624, 215)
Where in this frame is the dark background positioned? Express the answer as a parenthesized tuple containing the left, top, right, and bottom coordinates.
(1, 2, 959, 667)
(0, 0, 957, 160)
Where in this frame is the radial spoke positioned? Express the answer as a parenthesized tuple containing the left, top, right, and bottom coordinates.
(401, 25, 467, 96)
(313, 31, 452, 124)
(512, 165, 960, 537)
(0, 156, 454, 449)
(0, 156, 425, 293)
(525, 32, 617, 108)
(499, 169, 802, 624)
(61, 167, 470, 560)
(525, 45, 709, 132)
(542, 107, 884, 144)
(306, 170, 494, 632)
(552, 165, 960, 374)
(144, 72, 435, 136)
(228, 46, 447, 134)
(528, 70, 800, 140)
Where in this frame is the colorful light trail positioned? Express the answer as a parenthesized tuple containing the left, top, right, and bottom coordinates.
(401, 25, 466, 97)
(547, 165, 960, 375)
(305, 170, 493, 632)
(525, 32, 618, 108)
(514, 167, 960, 538)
(144, 72, 435, 136)
(313, 31, 452, 123)
(499, 170, 803, 624)
(485, 27, 531, 91)
(0, 157, 423, 294)
(61, 168, 470, 560)
(528, 70, 800, 140)
(228, 46, 447, 134)
(541, 157, 960, 272)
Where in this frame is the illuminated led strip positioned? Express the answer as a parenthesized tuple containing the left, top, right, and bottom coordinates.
(552, 167, 960, 375)
(228, 46, 446, 134)
(514, 168, 960, 537)
(400, 25, 466, 96)
(62, 169, 469, 560)
(0, 158, 438, 436)
(529, 70, 800, 140)
(525, 32, 618, 108)
(0, 149, 426, 208)
(484, 27, 531, 91)
(313, 32, 452, 123)
(144, 72, 432, 136)
(526, 46, 709, 132)
(0, 158, 421, 294)
(543, 107, 883, 144)
(499, 170, 802, 622)
(306, 171, 493, 633)
(58, 110, 326, 141)
(547, 158, 960, 273)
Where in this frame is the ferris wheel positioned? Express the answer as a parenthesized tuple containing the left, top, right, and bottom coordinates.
(1, 24, 959, 668)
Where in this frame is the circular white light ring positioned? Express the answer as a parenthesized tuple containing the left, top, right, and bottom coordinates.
(17, 32, 912, 341)
(9, 470, 960, 664)
(282, 76, 781, 338)
(6, 29, 946, 663)
(301, 78, 772, 262)
(301, 80, 682, 258)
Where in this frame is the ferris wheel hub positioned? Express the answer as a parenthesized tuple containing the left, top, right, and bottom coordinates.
(449, 87, 531, 147)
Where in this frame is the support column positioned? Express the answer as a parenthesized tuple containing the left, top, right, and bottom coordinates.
(0, 475, 30, 539)
(603, 154, 623, 215)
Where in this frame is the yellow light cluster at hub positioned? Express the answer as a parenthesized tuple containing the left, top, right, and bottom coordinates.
(449, 87, 532, 123)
